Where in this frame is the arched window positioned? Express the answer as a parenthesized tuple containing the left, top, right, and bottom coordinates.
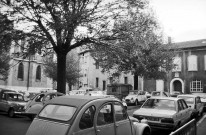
(188, 55, 197, 71)
(36, 65, 41, 81)
(17, 63, 24, 81)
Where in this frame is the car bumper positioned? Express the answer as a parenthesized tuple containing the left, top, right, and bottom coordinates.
(125, 100, 135, 104)
(148, 122, 175, 130)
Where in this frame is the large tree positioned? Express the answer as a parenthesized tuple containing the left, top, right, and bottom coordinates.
(0, 13, 12, 80)
(44, 50, 82, 91)
(0, 0, 148, 93)
(91, 9, 175, 89)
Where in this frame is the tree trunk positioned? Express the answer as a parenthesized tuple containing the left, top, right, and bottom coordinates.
(57, 53, 67, 94)
(134, 74, 138, 90)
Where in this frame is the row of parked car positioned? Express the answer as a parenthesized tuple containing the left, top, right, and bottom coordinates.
(1, 87, 206, 135)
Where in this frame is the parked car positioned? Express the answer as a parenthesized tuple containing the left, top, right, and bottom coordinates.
(23, 92, 64, 119)
(151, 91, 170, 97)
(133, 97, 193, 131)
(177, 94, 204, 118)
(26, 95, 151, 135)
(192, 93, 206, 112)
(170, 91, 182, 97)
(0, 90, 27, 117)
(125, 90, 147, 106)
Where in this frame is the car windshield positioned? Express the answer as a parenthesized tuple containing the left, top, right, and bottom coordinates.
(178, 96, 194, 104)
(39, 104, 77, 121)
(142, 99, 175, 111)
(8, 93, 25, 101)
(152, 92, 161, 96)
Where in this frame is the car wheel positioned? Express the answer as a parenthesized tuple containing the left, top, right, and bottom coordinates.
(175, 123, 181, 130)
(8, 108, 15, 118)
(135, 100, 138, 106)
(143, 128, 150, 135)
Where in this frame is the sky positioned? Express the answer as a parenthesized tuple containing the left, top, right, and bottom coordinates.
(150, 0, 206, 43)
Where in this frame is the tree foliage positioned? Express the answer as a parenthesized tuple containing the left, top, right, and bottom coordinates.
(0, 0, 148, 93)
(91, 9, 175, 80)
(44, 51, 82, 88)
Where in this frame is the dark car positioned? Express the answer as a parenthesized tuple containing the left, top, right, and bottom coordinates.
(26, 95, 151, 135)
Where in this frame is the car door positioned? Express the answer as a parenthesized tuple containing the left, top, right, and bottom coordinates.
(181, 99, 191, 122)
(74, 106, 96, 135)
(0, 93, 8, 111)
(113, 101, 132, 135)
(176, 100, 187, 125)
(196, 96, 203, 114)
(95, 103, 115, 135)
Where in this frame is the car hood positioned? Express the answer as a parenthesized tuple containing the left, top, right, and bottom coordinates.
(26, 118, 70, 135)
(133, 108, 176, 117)
(125, 95, 136, 99)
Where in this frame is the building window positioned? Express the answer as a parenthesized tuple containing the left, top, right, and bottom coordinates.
(188, 55, 197, 71)
(103, 81, 106, 90)
(96, 77, 99, 88)
(172, 57, 181, 72)
(190, 80, 203, 92)
(96, 61, 99, 69)
(124, 77, 128, 84)
(36, 65, 41, 81)
(17, 63, 24, 81)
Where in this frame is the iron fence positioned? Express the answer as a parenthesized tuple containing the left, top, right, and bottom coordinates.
(169, 119, 196, 135)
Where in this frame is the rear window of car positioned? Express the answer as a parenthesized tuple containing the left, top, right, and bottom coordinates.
(39, 104, 77, 121)
(178, 96, 194, 104)
(142, 99, 175, 111)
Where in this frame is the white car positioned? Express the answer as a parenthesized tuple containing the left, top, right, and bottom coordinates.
(177, 94, 204, 117)
(133, 97, 193, 131)
(125, 90, 147, 106)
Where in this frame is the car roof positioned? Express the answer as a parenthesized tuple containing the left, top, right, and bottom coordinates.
(177, 94, 198, 98)
(48, 95, 113, 108)
(149, 96, 179, 101)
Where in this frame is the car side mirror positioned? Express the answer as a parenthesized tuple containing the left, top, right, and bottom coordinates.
(188, 105, 191, 108)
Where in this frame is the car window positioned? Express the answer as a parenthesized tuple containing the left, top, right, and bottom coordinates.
(7, 94, 24, 101)
(152, 92, 160, 96)
(178, 96, 194, 104)
(97, 104, 113, 126)
(142, 99, 175, 110)
(196, 97, 201, 103)
(44, 95, 51, 101)
(39, 104, 77, 121)
(35, 94, 45, 102)
(114, 102, 127, 121)
(181, 100, 188, 109)
(79, 106, 96, 130)
(178, 100, 183, 111)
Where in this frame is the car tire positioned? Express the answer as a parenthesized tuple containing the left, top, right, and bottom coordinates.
(143, 128, 150, 135)
(8, 108, 15, 118)
(135, 100, 138, 106)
